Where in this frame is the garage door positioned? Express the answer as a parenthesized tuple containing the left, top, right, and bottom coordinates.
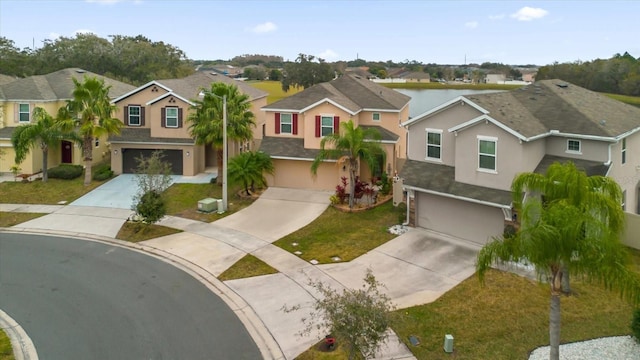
(122, 149, 183, 175)
(416, 192, 504, 245)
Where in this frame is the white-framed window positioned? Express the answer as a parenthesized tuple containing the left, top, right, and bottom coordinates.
(128, 106, 141, 126)
(622, 138, 627, 164)
(478, 136, 497, 172)
(280, 113, 292, 134)
(18, 103, 30, 122)
(372, 112, 380, 121)
(165, 107, 178, 128)
(426, 128, 442, 161)
(622, 190, 626, 211)
(321, 115, 334, 136)
(567, 139, 581, 153)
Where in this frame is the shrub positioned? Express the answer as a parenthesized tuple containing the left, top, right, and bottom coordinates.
(632, 308, 640, 343)
(93, 163, 114, 181)
(377, 172, 392, 196)
(135, 190, 166, 225)
(48, 164, 83, 179)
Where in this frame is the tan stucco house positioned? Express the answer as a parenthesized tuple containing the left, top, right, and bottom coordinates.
(108, 72, 268, 175)
(259, 74, 411, 190)
(0, 68, 136, 175)
(400, 79, 640, 245)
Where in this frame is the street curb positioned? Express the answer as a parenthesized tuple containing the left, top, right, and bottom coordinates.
(1, 228, 285, 360)
(0, 308, 38, 360)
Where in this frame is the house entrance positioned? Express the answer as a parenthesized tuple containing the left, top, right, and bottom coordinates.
(61, 141, 73, 163)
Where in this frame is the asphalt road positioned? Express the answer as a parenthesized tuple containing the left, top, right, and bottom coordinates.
(0, 233, 261, 360)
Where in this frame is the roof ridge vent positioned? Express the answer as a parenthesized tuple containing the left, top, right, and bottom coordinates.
(556, 83, 569, 88)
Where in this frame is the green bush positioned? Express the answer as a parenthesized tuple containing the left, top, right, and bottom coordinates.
(632, 308, 640, 343)
(93, 163, 114, 181)
(135, 190, 166, 224)
(48, 164, 83, 179)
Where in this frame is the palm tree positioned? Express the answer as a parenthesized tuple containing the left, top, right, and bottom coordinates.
(477, 162, 640, 360)
(311, 119, 385, 209)
(188, 82, 255, 185)
(227, 151, 274, 196)
(11, 107, 74, 182)
(60, 76, 122, 186)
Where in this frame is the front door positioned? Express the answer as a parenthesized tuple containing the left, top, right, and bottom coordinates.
(61, 141, 73, 163)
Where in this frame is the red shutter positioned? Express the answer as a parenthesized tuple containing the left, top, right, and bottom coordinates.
(315, 115, 321, 137)
(124, 106, 129, 124)
(178, 108, 183, 128)
(292, 113, 298, 135)
(333, 116, 340, 135)
(140, 106, 145, 126)
(275, 112, 280, 134)
(161, 108, 166, 127)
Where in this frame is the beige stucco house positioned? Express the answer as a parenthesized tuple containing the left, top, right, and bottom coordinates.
(400, 79, 640, 246)
(0, 68, 136, 175)
(259, 74, 411, 190)
(108, 72, 268, 176)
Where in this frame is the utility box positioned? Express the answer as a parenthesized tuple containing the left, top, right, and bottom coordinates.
(198, 198, 218, 213)
(443, 334, 454, 353)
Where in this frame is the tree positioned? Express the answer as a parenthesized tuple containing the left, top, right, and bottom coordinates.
(188, 82, 256, 185)
(11, 107, 74, 182)
(311, 119, 385, 209)
(132, 150, 172, 227)
(227, 151, 274, 196)
(476, 162, 640, 360)
(281, 53, 334, 92)
(284, 270, 395, 360)
(60, 76, 123, 186)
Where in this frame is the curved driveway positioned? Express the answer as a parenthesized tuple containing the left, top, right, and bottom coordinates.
(0, 232, 261, 360)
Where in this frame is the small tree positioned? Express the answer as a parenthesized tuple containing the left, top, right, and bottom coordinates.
(227, 151, 274, 196)
(284, 270, 395, 360)
(131, 150, 172, 227)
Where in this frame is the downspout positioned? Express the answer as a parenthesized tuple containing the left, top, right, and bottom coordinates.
(402, 189, 412, 226)
(605, 142, 612, 167)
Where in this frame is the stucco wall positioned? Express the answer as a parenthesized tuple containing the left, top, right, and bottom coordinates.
(608, 135, 640, 215)
(545, 137, 609, 162)
(623, 212, 640, 250)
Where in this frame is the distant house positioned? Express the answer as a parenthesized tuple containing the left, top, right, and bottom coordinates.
(400, 79, 640, 245)
(0, 68, 136, 174)
(485, 73, 506, 84)
(259, 74, 411, 190)
(108, 72, 267, 175)
(401, 71, 431, 83)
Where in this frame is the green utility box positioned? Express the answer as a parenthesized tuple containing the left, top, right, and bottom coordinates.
(198, 198, 218, 213)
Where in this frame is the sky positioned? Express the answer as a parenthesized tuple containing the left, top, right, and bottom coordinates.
(1, 0, 639, 66)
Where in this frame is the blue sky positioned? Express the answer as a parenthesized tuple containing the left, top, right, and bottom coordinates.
(1, 0, 639, 66)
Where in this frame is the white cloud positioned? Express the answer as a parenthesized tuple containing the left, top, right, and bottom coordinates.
(317, 49, 339, 61)
(48, 32, 61, 41)
(510, 7, 548, 21)
(248, 22, 277, 34)
(465, 21, 478, 29)
(489, 14, 505, 20)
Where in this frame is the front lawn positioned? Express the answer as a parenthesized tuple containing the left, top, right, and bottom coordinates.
(0, 177, 103, 204)
(0, 329, 13, 360)
(0, 212, 46, 227)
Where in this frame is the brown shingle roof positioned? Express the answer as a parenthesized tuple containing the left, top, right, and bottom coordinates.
(258, 136, 320, 159)
(108, 128, 195, 144)
(156, 72, 267, 102)
(533, 155, 609, 176)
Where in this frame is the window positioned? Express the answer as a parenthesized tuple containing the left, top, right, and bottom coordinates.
(622, 138, 627, 164)
(280, 113, 292, 134)
(321, 116, 334, 136)
(94, 138, 99, 147)
(372, 113, 380, 121)
(19, 103, 30, 122)
(426, 129, 442, 160)
(478, 137, 497, 171)
(128, 106, 141, 126)
(567, 139, 581, 153)
(165, 107, 178, 128)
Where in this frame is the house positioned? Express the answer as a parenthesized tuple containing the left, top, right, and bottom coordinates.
(108, 71, 268, 175)
(400, 79, 640, 245)
(401, 71, 431, 83)
(259, 74, 411, 190)
(0, 68, 136, 175)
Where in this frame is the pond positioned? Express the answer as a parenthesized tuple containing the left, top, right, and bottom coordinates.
(395, 88, 506, 118)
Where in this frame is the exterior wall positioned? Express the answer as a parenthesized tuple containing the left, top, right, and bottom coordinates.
(267, 158, 343, 191)
(113, 86, 170, 128)
(545, 136, 609, 163)
(608, 134, 640, 215)
(622, 212, 640, 250)
(302, 103, 352, 150)
(110, 142, 199, 176)
(0, 144, 18, 173)
(416, 191, 505, 245)
(453, 121, 531, 191)
(250, 97, 267, 145)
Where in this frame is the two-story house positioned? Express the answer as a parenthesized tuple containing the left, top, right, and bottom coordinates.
(259, 74, 411, 190)
(0, 68, 135, 174)
(108, 71, 268, 176)
(400, 79, 640, 245)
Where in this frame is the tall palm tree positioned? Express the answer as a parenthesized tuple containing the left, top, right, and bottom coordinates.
(477, 162, 640, 360)
(227, 151, 274, 196)
(311, 119, 385, 209)
(188, 82, 255, 185)
(60, 76, 122, 186)
(11, 107, 74, 182)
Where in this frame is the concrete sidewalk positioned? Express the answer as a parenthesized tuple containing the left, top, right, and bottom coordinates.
(0, 186, 481, 359)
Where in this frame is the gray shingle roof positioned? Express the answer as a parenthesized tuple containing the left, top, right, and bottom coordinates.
(156, 72, 268, 102)
(0, 68, 136, 101)
(0, 126, 15, 140)
(258, 136, 320, 159)
(263, 74, 410, 113)
(400, 159, 513, 206)
(108, 128, 195, 144)
(359, 125, 399, 142)
(466, 79, 640, 138)
(533, 155, 610, 176)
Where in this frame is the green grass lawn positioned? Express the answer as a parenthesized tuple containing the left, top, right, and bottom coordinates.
(0, 212, 46, 227)
(0, 330, 14, 360)
(218, 254, 279, 281)
(247, 80, 303, 104)
(0, 177, 103, 204)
